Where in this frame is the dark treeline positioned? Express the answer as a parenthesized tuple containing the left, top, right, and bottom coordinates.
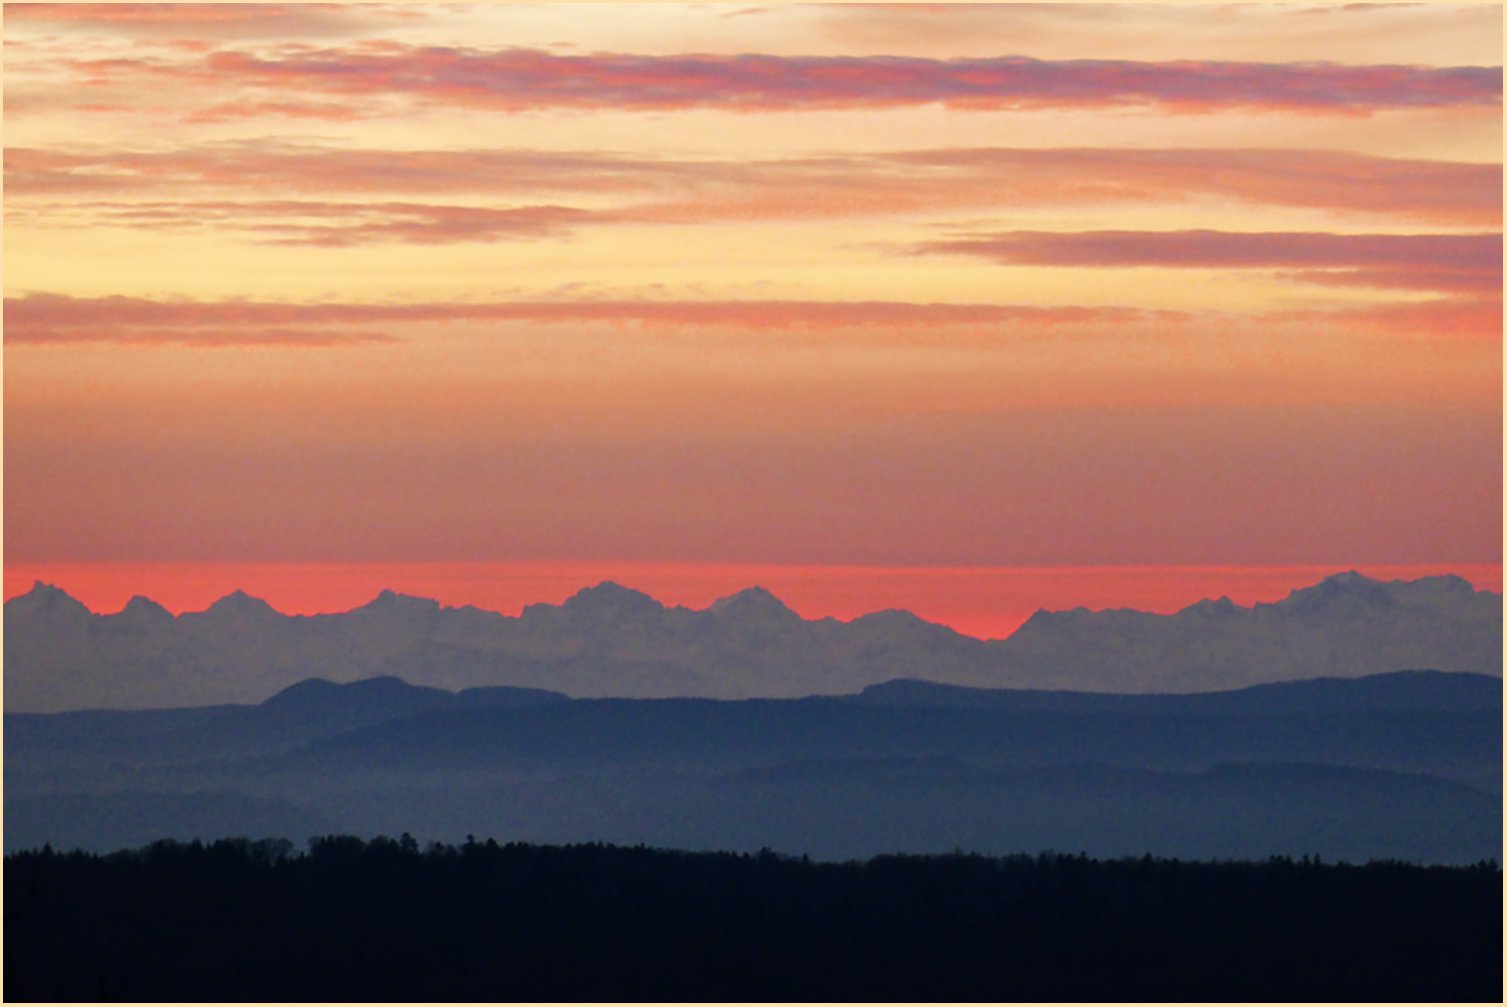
(5, 836, 1501, 1002)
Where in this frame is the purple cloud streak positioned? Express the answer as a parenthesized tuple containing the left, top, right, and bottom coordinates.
(59, 47, 1504, 116)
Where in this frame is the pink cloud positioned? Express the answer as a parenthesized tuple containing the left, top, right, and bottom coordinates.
(3, 145, 705, 198)
(885, 148, 1502, 226)
(214, 48, 1505, 113)
(8, 4, 334, 24)
(2, 294, 404, 346)
(1277, 298, 1502, 340)
(6, 196, 606, 246)
(9, 146, 1499, 240)
(1278, 268, 1503, 295)
(4, 4, 424, 38)
(246, 202, 596, 247)
(8, 294, 1498, 348)
(184, 99, 370, 123)
(3, 326, 398, 348)
(49, 47, 1504, 117)
(3, 294, 1154, 343)
(913, 230, 1503, 294)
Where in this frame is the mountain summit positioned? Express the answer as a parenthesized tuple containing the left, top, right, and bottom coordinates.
(709, 586, 803, 624)
(8, 581, 93, 626)
(558, 581, 665, 619)
(203, 590, 281, 619)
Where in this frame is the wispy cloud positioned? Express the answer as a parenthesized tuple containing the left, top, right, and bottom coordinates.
(3, 318, 398, 348)
(913, 230, 1503, 295)
(9, 145, 1499, 243)
(4, 3, 426, 38)
(33, 199, 609, 246)
(9, 294, 1495, 348)
(46, 47, 1503, 118)
(883, 149, 1502, 226)
(809, 2, 1504, 67)
(1277, 297, 1502, 340)
(3, 144, 696, 198)
(3, 293, 1151, 339)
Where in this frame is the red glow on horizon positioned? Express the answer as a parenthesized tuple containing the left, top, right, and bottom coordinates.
(5, 561, 1499, 641)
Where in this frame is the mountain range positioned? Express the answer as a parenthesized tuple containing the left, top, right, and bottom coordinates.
(5, 571, 1500, 711)
(6, 670, 1499, 862)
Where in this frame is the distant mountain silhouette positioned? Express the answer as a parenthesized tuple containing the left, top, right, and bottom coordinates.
(5, 572, 1499, 711)
(5, 675, 568, 769)
(855, 669, 1504, 714)
(262, 674, 566, 720)
(5, 670, 1499, 861)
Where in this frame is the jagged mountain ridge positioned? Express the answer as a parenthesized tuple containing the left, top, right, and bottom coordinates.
(4, 572, 1500, 711)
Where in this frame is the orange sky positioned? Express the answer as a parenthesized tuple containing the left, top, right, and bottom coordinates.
(4, 3, 1501, 626)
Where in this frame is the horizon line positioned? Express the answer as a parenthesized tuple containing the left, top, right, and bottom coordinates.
(9, 564, 1498, 627)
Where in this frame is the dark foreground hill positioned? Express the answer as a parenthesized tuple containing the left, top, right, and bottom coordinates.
(6, 671, 1500, 862)
(5, 837, 1500, 1001)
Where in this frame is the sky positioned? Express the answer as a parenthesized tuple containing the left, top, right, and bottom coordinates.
(4, 2, 1502, 637)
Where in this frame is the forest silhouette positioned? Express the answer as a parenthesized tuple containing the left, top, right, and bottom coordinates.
(6, 835, 1500, 1001)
